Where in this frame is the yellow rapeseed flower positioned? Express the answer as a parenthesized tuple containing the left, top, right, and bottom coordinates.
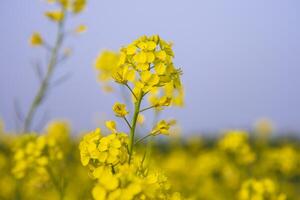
(75, 24, 87, 33)
(79, 128, 101, 166)
(113, 102, 129, 117)
(95, 51, 120, 81)
(137, 114, 145, 125)
(45, 10, 65, 22)
(29, 32, 43, 46)
(151, 120, 172, 136)
(112, 65, 136, 84)
(105, 120, 117, 133)
(72, 0, 86, 14)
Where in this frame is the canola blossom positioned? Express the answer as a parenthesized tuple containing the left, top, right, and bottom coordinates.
(79, 35, 184, 200)
(1, 0, 300, 200)
(94, 35, 184, 108)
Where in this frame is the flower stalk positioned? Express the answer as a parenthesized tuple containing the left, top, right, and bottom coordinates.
(23, 12, 65, 132)
(128, 92, 143, 164)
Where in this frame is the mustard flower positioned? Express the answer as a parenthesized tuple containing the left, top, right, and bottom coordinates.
(113, 102, 129, 117)
(45, 10, 65, 22)
(79, 128, 101, 166)
(75, 24, 87, 34)
(71, 0, 86, 14)
(112, 65, 136, 84)
(105, 120, 117, 133)
(95, 51, 120, 81)
(134, 71, 160, 93)
(254, 118, 274, 137)
(79, 128, 128, 166)
(97, 133, 128, 164)
(137, 114, 145, 125)
(94, 35, 184, 102)
(29, 32, 43, 46)
(151, 120, 173, 136)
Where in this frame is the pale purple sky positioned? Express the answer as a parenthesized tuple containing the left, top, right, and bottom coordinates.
(1, 0, 300, 134)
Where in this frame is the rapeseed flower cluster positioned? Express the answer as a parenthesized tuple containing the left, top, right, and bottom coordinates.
(12, 121, 70, 179)
(79, 127, 129, 167)
(239, 178, 286, 200)
(218, 130, 256, 165)
(91, 158, 181, 200)
(12, 134, 61, 179)
(95, 35, 184, 108)
(79, 35, 184, 200)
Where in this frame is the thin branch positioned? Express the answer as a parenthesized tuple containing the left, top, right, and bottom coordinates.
(135, 134, 152, 145)
(119, 85, 131, 107)
(57, 54, 69, 64)
(32, 61, 44, 83)
(35, 110, 49, 132)
(13, 99, 24, 132)
(124, 83, 137, 100)
(142, 91, 149, 98)
(43, 42, 53, 52)
(123, 116, 132, 129)
(51, 72, 72, 88)
(13, 99, 24, 122)
(139, 105, 156, 113)
(149, 65, 155, 70)
(57, 47, 72, 64)
(140, 149, 147, 167)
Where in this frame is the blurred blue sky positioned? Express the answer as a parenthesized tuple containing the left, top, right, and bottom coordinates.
(0, 0, 300, 134)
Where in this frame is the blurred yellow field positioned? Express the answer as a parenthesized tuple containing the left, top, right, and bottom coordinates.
(1, 122, 300, 199)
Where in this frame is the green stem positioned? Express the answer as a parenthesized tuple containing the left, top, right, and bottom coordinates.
(135, 134, 152, 145)
(128, 92, 143, 164)
(15, 179, 22, 200)
(139, 105, 156, 113)
(23, 15, 65, 133)
(124, 83, 137, 100)
(47, 166, 65, 200)
(123, 116, 132, 129)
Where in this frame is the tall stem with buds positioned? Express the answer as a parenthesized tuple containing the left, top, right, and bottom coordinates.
(23, 13, 65, 132)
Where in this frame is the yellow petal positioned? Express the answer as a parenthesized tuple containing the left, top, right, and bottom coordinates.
(126, 45, 137, 55)
(140, 71, 151, 82)
(72, 0, 86, 14)
(146, 41, 157, 51)
(155, 63, 166, 75)
(75, 25, 87, 33)
(133, 52, 147, 63)
(105, 121, 117, 132)
(45, 10, 64, 22)
(137, 42, 147, 49)
(155, 50, 167, 61)
(92, 185, 106, 200)
(29, 32, 43, 46)
(146, 52, 155, 63)
(126, 69, 135, 82)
